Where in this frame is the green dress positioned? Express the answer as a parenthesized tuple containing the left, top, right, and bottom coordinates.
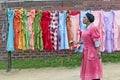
(32, 10, 43, 50)
(22, 9, 30, 50)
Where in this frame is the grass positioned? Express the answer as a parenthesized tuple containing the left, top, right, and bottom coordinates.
(0, 53, 120, 70)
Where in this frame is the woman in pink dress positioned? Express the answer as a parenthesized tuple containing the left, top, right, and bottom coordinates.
(80, 13, 103, 80)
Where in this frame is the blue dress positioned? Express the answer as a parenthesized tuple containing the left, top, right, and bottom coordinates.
(77, 10, 91, 52)
(6, 8, 15, 52)
(58, 11, 69, 49)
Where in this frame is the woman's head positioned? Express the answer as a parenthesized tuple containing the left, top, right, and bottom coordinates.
(83, 13, 95, 25)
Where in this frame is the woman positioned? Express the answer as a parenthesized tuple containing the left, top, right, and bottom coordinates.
(80, 13, 103, 80)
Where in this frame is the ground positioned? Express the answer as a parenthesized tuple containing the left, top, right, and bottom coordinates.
(0, 63, 120, 80)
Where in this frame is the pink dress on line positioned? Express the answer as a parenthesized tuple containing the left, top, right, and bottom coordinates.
(26, 9, 35, 50)
(80, 26, 103, 80)
(113, 10, 120, 51)
(92, 10, 105, 52)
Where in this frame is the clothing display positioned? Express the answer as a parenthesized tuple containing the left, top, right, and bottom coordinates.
(6, 8, 120, 53)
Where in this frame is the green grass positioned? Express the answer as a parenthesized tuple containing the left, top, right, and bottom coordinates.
(0, 53, 120, 70)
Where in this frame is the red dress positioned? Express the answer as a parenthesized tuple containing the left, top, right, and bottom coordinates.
(40, 11, 53, 51)
(80, 26, 103, 80)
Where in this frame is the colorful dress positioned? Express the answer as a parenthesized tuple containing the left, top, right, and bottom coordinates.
(92, 10, 105, 52)
(58, 11, 69, 49)
(18, 8, 26, 50)
(14, 10, 20, 50)
(40, 11, 53, 51)
(80, 25, 103, 80)
(22, 9, 30, 50)
(102, 10, 114, 53)
(6, 8, 15, 52)
(32, 10, 43, 50)
(113, 10, 120, 51)
(49, 11, 59, 51)
(26, 9, 35, 50)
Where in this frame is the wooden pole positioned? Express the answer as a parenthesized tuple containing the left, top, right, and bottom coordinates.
(7, 51, 12, 72)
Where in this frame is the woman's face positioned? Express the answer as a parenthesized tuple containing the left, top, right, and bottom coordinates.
(83, 16, 89, 24)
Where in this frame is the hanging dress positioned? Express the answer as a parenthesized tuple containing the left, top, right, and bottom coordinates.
(22, 9, 30, 50)
(14, 9, 20, 50)
(40, 11, 53, 51)
(70, 11, 80, 49)
(113, 10, 120, 51)
(49, 11, 59, 51)
(6, 8, 15, 52)
(102, 10, 114, 53)
(26, 9, 35, 50)
(66, 10, 73, 50)
(58, 11, 69, 49)
(92, 10, 105, 52)
(18, 8, 26, 50)
(32, 10, 43, 50)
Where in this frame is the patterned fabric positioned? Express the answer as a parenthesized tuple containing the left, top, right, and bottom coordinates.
(41, 11, 53, 51)
(102, 10, 114, 53)
(32, 10, 43, 50)
(26, 9, 36, 50)
(49, 11, 59, 51)
(58, 11, 69, 49)
(6, 8, 15, 52)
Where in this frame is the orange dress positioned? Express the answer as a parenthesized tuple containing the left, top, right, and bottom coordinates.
(14, 10, 20, 50)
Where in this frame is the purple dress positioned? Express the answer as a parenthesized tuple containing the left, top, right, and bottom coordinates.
(102, 10, 114, 53)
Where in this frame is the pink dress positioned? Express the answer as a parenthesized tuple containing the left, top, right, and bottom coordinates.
(113, 10, 120, 51)
(70, 12, 80, 48)
(80, 26, 103, 80)
(26, 9, 35, 50)
(92, 11, 105, 52)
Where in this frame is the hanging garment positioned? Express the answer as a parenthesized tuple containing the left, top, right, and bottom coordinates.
(6, 8, 15, 52)
(58, 11, 69, 49)
(70, 11, 80, 49)
(40, 11, 53, 51)
(102, 10, 114, 53)
(66, 10, 73, 50)
(113, 10, 120, 51)
(80, 26, 103, 80)
(79, 10, 91, 52)
(32, 10, 43, 50)
(22, 9, 30, 50)
(49, 11, 59, 51)
(18, 8, 26, 50)
(26, 9, 35, 50)
(14, 10, 20, 50)
(92, 11, 105, 52)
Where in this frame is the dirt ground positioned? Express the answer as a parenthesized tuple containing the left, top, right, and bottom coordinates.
(0, 63, 120, 80)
